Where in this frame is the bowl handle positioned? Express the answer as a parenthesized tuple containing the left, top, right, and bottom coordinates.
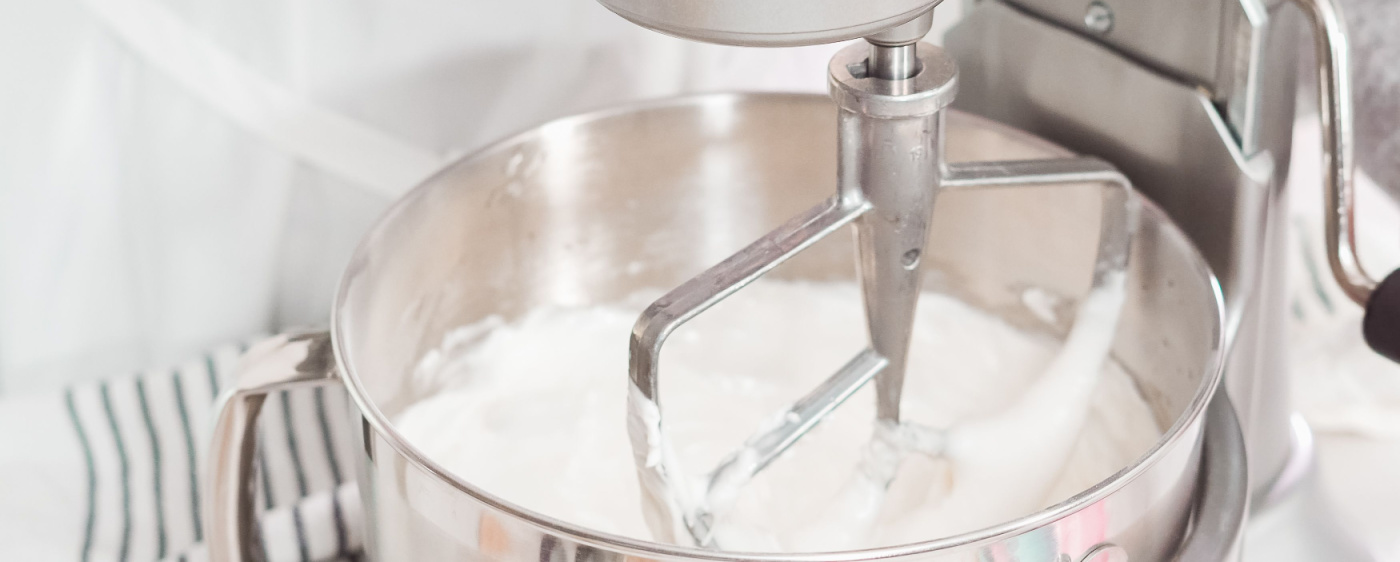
(206, 331, 339, 562)
(1172, 392, 1249, 561)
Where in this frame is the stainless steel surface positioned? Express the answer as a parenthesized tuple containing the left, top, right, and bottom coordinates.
(828, 44, 959, 119)
(625, 195, 874, 545)
(943, 157, 1127, 189)
(1082, 2, 1114, 35)
(941, 156, 1138, 289)
(318, 94, 1228, 560)
(1000, 0, 1279, 157)
(868, 44, 921, 81)
(1174, 393, 1250, 562)
(830, 41, 954, 424)
(998, 0, 1219, 92)
(1079, 545, 1128, 562)
(698, 348, 889, 529)
(626, 197, 867, 404)
(207, 331, 338, 562)
(1219, 0, 1270, 155)
(1291, 0, 1375, 306)
(947, 1, 1380, 560)
(867, 11, 937, 46)
(593, 0, 942, 47)
(946, 0, 1300, 506)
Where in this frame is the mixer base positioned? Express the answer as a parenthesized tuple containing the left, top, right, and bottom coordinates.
(1241, 416, 1378, 561)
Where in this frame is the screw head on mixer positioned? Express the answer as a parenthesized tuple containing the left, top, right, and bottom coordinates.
(901, 249, 922, 270)
(1083, 1, 1115, 35)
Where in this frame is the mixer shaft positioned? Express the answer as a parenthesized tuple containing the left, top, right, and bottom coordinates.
(845, 38, 945, 423)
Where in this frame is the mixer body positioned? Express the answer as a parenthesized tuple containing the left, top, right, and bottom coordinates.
(947, 0, 1294, 496)
(946, 1, 1375, 559)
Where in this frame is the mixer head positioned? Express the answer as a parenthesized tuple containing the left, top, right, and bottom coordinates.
(595, 0, 944, 47)
(611, 1, 1143, 549)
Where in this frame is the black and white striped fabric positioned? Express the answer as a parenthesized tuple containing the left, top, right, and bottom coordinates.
(44, 341, 364, 562)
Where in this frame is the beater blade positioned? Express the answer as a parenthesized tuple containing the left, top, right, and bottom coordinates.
(625, 28, 1139, 548)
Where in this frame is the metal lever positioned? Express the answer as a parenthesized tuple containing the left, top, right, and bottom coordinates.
(1292, 0, 1373, 305)
(1291, 0, 1400, 361)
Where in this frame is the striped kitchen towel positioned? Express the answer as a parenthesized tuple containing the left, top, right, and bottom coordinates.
(0, 341, 364, 562)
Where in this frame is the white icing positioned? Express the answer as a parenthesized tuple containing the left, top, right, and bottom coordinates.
(628, 381, 698, 544)
(1021, 286, 1063, 326)
(393, 279, 1159, 552)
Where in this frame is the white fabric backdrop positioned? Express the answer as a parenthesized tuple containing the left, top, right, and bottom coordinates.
(0, 0, 966, 394)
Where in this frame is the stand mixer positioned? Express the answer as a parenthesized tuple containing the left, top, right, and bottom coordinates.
(944, 0, 1397, 558)
(204, 0, 1400, 560)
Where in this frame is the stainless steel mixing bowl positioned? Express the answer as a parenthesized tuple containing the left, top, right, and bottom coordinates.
(208, 93, 1240, 561)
